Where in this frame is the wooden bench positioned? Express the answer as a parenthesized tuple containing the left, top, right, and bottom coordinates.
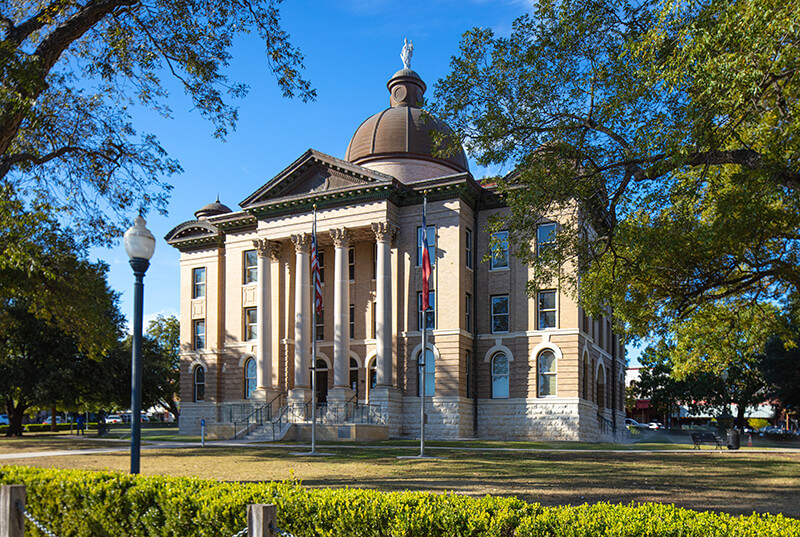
(691, 432, 723, 449)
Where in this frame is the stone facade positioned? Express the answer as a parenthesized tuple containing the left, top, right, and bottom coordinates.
(166, 66, 627, 441)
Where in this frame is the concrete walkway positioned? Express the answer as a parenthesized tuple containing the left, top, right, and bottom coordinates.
(2, 435, 799, 460)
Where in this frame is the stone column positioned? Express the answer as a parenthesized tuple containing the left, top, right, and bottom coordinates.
(253, 239, 272, 399)
(327, 228, 352, 403)
(372, 222, 397, 387)
(288, 233, 312, 404)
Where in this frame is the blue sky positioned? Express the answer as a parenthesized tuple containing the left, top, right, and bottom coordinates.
(90, 0, 644, 364)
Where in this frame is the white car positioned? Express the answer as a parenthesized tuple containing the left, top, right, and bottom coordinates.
(105, 415, 123, 424)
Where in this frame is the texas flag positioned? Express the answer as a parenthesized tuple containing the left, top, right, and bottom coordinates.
(421, 198, 431, 312)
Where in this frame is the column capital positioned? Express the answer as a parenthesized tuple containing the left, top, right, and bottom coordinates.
(329, 228, 350, 248)
(253, 238, 272, 258)
(290, 234, 311, 253)
(268, 241, 282, 261)
(371, 222, 398, 243)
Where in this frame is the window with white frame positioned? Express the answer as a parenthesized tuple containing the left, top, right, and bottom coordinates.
(538, 349, 556, 396)
(348, 247, 355, 280)
(491, 352, 510, 399)
(537, 222, 556, 256)
(193, 320, 206, 350)
(350, 358, 359, 394)
(244, 358, 256, 399)
(491, 295, 509, 333)
(244, 308, 257, 341)
(465, 293, 472, 333)
(465, 228, 473, 269)
(193, 365, 205, 401)
(349, 304, 355, 339)
(315, 308, 324, 340)
(417, 349, 435, 396)
(416, 225, 436, 266)
(417, 291, 436, 330)
(192, 267, 206, 298)
(369, 358, 377, 389)
(243, 250, 257, 284)
(538, 290, 557, 329)
(490, 231, 509, 269)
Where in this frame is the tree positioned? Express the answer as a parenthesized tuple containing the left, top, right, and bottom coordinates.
(433, 0, 799, 337)
(145, 314, 180, 419)
(760, 296, 800, 413)
(655, 301, 777, 427)
(1, 0, 314, 247)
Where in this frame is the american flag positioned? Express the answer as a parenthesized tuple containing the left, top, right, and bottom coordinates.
(421, 195, 431, 312)
(311, 212, 323, 315)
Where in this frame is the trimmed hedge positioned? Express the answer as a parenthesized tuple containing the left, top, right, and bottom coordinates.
(1, 466, 798, 536)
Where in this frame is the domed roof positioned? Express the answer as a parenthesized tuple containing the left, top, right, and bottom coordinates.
(345, 68, 468, 181)
(194, 197, 232, 219)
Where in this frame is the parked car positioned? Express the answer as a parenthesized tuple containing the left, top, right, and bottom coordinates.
(43, 416, 63, 425)
(759, 425, 785, 436)
(0, 414, 9, 426)
(647, 422, 665, 430)
(105, 415, 123, 424)
(625, 418, 648, 429)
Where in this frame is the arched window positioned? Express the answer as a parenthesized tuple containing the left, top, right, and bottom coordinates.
(583, 353, 590, 400)
(417, 349, 435, 396)
(244, 358, 257, 399)
(538, 350, 556, 397)
(491, 352, 509, 399)
(368, 358, 377, 389)
(193, 366, 205, 402)
(596, 365, 606, 408)
(350, 358, 360, 398)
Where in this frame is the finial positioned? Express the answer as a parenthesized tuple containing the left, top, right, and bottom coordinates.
(401, 38, 413, 69)
(215, 193, 220, 203)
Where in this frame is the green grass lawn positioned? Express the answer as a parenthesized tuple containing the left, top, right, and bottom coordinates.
(2, 434, 798, 519)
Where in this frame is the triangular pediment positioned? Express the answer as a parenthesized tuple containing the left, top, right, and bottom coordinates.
(240, 149, 395, 208)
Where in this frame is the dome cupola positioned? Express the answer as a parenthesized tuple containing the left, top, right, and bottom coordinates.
(194, 196, 232, 220)
(345, 42, 469, 183)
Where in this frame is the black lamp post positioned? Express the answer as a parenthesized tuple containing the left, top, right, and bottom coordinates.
(123, 216, 156, 474)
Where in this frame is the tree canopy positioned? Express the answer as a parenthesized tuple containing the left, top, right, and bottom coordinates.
(1, 0, 313, 246)
(433, 0, 799, 337)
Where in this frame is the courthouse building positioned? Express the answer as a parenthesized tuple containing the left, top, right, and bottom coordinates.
(166, 57, 626, 441)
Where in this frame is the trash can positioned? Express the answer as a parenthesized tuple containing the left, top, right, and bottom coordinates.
(727, 428, 740, 450)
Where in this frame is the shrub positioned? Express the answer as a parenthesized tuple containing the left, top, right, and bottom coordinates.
(0, 466, 798, 536)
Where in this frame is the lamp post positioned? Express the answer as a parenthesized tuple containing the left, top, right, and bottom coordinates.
(123, 216, 156, 474)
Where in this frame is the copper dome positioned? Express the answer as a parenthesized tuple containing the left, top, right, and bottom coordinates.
(345, 69, 468, 181)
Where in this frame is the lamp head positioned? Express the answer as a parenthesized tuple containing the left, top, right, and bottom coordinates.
(124, 216, 156, 261)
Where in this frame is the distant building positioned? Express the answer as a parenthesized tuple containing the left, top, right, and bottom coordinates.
(166, 52, 626, 441)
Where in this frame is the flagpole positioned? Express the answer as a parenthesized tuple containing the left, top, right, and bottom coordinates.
(311, 204, 317, 455)
(420, 192, 428, 457)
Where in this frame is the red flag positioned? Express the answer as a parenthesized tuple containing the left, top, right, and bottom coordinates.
(421, 198, 431, 312)
(311, 216, 323, 315)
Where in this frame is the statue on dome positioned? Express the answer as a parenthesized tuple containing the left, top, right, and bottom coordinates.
(401, 38, 413, 69)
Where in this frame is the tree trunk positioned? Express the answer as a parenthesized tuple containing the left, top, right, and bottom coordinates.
(5, 399, 27, 437)
(50, 404, 57, 432)
(736, 401, 747, 429)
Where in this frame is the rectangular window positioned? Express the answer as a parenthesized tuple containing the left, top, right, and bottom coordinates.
(244, 308, 257, 341)
(348, 247, 355, 281)
(416, 225, 436, 266)
(371, 300, 377, 339)
(243, 250, 258, 284)
(192, 267, 206, 299)
(538, 290, 557, 329)
(465, 293, 472, 333)
(465, 350, 472, 399)
(491, 295, 509, 333)
(315, 308, 324, 340)
(318, 251, 325, 284)
(537, 222, 556, 256)
(349, 304, 355, 339)
(193, 319, 206, 350)
(490, 231, 509, 269)
(417, 291, 436, 330)
(372, 242, 377, 280)
(465, 228, 473, 269)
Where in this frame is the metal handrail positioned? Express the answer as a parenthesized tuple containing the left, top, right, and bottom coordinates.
(597, 412, 614, 436)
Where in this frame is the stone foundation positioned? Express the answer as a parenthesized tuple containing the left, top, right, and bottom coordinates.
(476, 398, 603, 441)
(400, 396, 474, 439)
